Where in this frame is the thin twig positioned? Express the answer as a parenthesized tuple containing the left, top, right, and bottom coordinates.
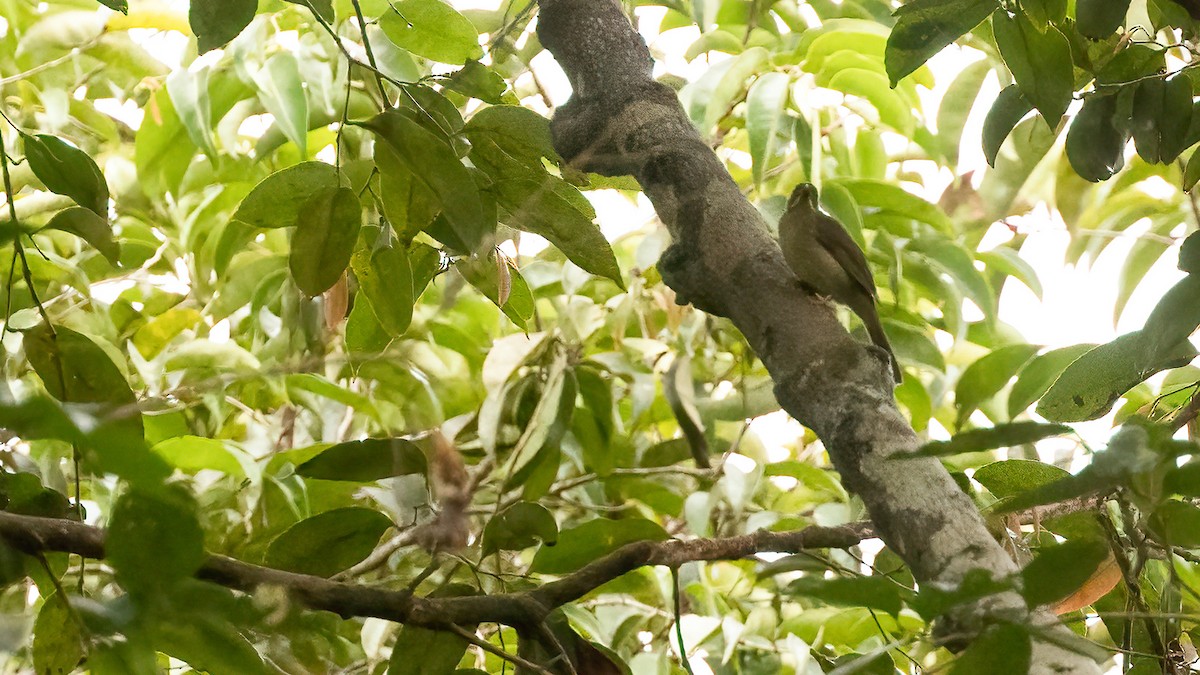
(443, 624, 555, 675)
(349, 0, 390, 107)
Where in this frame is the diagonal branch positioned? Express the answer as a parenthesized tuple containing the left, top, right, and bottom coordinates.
(531, 1, 1101, 672)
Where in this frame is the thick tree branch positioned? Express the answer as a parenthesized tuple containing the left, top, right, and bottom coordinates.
(533, 1, 1101, 672)
(0, 511, 862, 626)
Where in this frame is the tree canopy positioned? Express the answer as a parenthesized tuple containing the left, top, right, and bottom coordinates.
(2, 0, 1200, 673)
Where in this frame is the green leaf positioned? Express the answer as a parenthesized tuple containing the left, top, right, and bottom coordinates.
(530, 518, 669, 574)
(351, 244, 414, 337)
(32, 592, 84, 675)
(22, 324, 163, 482)
(165, 339, 261, 373)
(108, 485, 206, 595)
(97, 0, 129, 12)
(974, 459, 1071, 499)
(746, 72, 791, 184)
(166, 66, 217, 161)
(266, 507, 392, 577)
(457, 253, 535, 329)
(1020, 539, 1110, 607)
(1184, 148, 1200, 192)
(1037, 331, 1198, 422)
(1066, 92, 1128, 182)
(955, 344, 1040, 425)
(389, 626, 470, 675)
(289, 187, 362, 296)
(132, 307, 202, 359)
(1165, 462, 1200, 497)
(885, 0, 999, 86)
(296, 438, 426, 481)
(233, 162, 342, 229)
(949, 624, 1031, 675)
(286, 373, 379, 417)
(832, 178, 953, 231)
(374, 140, 439, 243)
(979, 246, 1042, 300)
(1007, 344, 1095, 417)
(1148, 500, 1200, 547)
(286, 0, 333, 21)
(21, 132, 108, 217)
(937, 60, 991, 163)
(443, 60, 507, 104)
(377, 0, 482, 65)
(42, 206, 120, 266)
(464, 105, 559, 171)
(1076, 0, 1132, 38)
(359, 110, 487, 251)
(345, 294, 393, 354)
(1023, 0, 1067, 29)
(913, 237, 997, 319)
(982, 85, 1033, 167)
(482, 502, 559, 555)
(254, 52, 309, 157)
(151, 436, 244, 477)
(826, 68, 914, 133)
(787, 575, 908, 616)
(504, 351, 571, 485)
(913, 422, 1071, 457)
(494, 178, 624, 286)
(992, 11, 1073, 125)
(1131, 75, 1193, 164)
(189, 0, 257, 53)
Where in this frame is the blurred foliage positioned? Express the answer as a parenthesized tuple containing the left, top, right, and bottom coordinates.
(0, 0, 1199, 672)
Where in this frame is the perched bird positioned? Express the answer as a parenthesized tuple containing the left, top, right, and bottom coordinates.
(778, 183, 902, 382)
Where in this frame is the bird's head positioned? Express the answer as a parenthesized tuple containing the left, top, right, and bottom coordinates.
(787, 183, 819, 211)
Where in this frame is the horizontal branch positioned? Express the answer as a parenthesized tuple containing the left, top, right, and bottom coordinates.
(0, 511, 866, 627)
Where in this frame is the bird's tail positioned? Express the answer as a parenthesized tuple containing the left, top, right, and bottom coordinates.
(858, 302, 903, 383)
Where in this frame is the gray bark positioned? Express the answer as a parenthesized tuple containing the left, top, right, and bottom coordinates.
(535, 1, 1102, 671)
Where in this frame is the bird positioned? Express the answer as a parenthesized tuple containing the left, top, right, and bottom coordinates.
(777, 183, 902, 382)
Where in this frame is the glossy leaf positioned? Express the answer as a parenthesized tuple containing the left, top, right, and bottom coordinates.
(189, 0, 256, 53)
(42, 206, 119, 266)
(21, 132, 108, 216)
(351, 244, 414, 337)
(982, 85, 1033, 167)
(108, 485, 206, 595)
(289, 187, 362, 296)
(1021, 539, 1111, 607)
(152, 436, 244, 476)
(1038, 331, 1199, 422)
(482, 502, 559, 555)
(443, 60, 507, 103)
(530, 518, 669, 574)
(494, 178, 624, 286)
(254, 52, 309, 157)
(233, 162, 342, 229)
(377, 0, 482, 65)
(949, 624, 1031, 674)
(1130, 75, 1193, 164)
(1077, 0, 1132, 37)
(1066, 93, 1128, 183)
(746, 71, 791, 184)
(296, 438, 427, 482)
(885, 0, 999, 86)
(266, 508, 392, 577)
(787, 575, 908, 616)
(913, 422, 1071, 457)
(1148, 500, 1200, 547)
(360, 110, 487, 251)
(955, 343, 1039, 425)
(1007, 344, 1096, 417)
(992, 11, 1073, 125)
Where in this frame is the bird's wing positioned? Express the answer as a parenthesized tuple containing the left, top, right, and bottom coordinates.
(814, 214, 877, 299)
